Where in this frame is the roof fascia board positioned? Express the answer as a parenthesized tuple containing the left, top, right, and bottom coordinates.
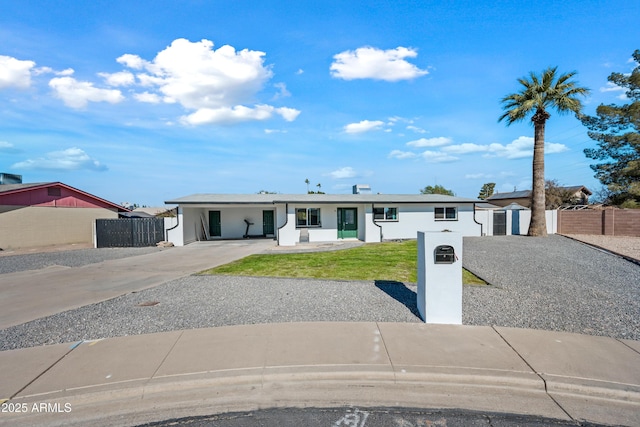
(1, 181, 129, 212)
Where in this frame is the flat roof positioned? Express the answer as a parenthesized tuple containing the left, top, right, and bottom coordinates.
(165, 193, 478, 205)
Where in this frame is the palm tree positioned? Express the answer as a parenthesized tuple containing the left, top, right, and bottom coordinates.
(316, 183, 322, 193)
(305, 178, 310, 193)
(499, 67, 589, 236)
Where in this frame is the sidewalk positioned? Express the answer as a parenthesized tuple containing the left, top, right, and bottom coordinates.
(1, 322, 639, 427)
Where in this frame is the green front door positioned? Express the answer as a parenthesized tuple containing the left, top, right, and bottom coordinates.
(262, 210, 275, 236)
(208, 210, 221, 237)
(337, 208, 358, 239)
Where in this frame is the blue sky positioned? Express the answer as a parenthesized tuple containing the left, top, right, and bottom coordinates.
(0, 0, 638, 206)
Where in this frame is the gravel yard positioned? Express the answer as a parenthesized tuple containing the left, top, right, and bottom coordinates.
(562, 234, 640, 262)
(0, 234, 638, 350)
(462, 235, 640, 341)
(0, 246, 163, 274)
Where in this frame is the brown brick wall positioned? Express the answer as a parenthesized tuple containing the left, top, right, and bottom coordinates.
(558, 209, 640, 236)
(613, 210, 640, 236)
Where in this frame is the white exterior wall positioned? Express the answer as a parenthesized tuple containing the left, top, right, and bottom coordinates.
(516, 210, 557, 234)
(364, 205, 382, 243)
(474, 209, 558, 236)
(215, 207, 273, 238)
(278, 203, 379, 244)
(474, 210, 490, 236)
(164, 211, 183, 246)
(376, 204, 481, 239)
(172, 205, 279, 245)
(174, 202, 482, 246)
(277, 204, 297, 246)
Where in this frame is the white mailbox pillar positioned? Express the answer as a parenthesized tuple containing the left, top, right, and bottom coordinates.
(417, 231, 462, 324)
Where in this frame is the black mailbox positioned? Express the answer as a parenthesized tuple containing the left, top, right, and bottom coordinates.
(434, 245, 456, 264)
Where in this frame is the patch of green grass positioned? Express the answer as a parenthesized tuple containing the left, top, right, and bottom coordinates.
(200, 240, 487, 285)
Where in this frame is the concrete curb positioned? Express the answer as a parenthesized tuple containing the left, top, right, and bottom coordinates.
(1, 323, 639, 427)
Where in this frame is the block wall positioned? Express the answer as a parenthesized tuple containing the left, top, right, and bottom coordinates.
(558, 209, 640, 236)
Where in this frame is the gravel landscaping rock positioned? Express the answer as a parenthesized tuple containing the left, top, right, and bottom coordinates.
(562, 234, 640, 262)
(462, 235, 640, 340)
(0, 277, 422, 350)
(0, 234, 638, 350)
(0, 247, 163, 274)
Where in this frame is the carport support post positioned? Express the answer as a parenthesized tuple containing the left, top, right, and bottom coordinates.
(417, 231, 462, 324)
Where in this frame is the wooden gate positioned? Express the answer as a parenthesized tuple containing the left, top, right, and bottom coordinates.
(96, 218, 164, 248)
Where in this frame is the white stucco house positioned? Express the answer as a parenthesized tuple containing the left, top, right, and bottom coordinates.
(164, 193, 485, 246)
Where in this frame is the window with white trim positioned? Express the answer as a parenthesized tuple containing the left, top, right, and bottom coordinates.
(435, 206, 457, 221)
(296, 208, 321, 227)
(373, 207, 398, 221)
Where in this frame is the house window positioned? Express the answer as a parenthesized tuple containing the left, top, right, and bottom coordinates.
(296, 208, 321, 227)
(435, 207, 457, 221)
(373, 207, 398, 221)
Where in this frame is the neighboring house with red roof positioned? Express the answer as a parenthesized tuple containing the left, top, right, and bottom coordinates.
(0, 181, 129, 250)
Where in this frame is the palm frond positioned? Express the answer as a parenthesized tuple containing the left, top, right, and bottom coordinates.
(500, 67, 589, 125)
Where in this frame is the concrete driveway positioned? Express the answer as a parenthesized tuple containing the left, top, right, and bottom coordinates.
(0, 240, 275, 329)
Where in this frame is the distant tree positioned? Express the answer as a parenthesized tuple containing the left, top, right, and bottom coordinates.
(582, 50, 640, 207)
(544, 180, 579, 209)
(499, 67, 589, 236)
(257, 190, 278, 194)
(420, 185, 455, 196)
(305, 178, 310, 193)
(478, 182, 496, 199)
(315, 183, 325, 194)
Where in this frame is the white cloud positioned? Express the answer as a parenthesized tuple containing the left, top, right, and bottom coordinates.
(406, 137, 452, 147)
(442, 142, 490, 154)
(180, 104, 300, 125)
(436, 137, 568, 159)
(152, 40, 272, 109)
(117, 38, 298, 125)
(421, 151, 458, 163)
(0, 55, 36, 89)
(273, 82, 291, 99)
(11, 147, 107, 171)
(99, 70, 135, 86)
(393, 135, 567, 164)
(264, 129, 287, 134)
(600, 82, 624, 93)
(57, 68, 75, 76)
(134, 91, 162, 103)
(277, 107, 301, 121)
(49, 76, 124, 108)
(464, 173, 493, 179)
(406, 125, 426, 134)
(388, 150, 416, 159)
(599, 81, 628, 100)
(32, 66, 52, 76)
(330, 46, 428, 81)
(117, 54, 146, 70)
(328, 166, 357, 179)
(0, 141, 19, 153)
(484, 136, 568, 159)
(33, 67, 75, 77)
(344, 120, 385, 134)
